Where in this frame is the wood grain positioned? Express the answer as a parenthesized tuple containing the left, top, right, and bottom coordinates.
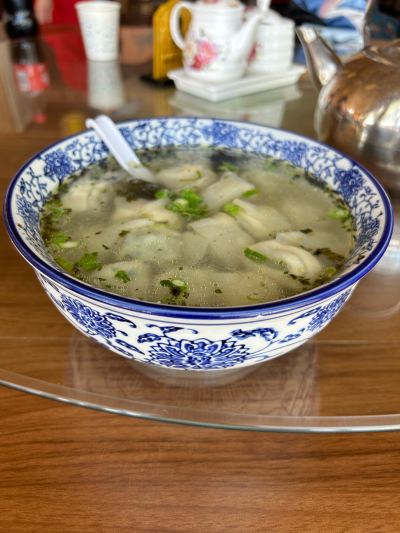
(1, 38, 400, 532)
(1, 384, 400, 533)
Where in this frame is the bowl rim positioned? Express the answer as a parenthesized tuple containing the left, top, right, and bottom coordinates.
(4, 117, 394, 320)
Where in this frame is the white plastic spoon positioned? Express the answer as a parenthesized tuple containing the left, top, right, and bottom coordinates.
(86, 115, 155, 183)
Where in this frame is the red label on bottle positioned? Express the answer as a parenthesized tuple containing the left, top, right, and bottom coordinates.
(13, 63, 50, 93)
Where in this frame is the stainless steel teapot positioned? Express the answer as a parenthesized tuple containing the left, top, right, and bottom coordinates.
(297, 0, 400, 192)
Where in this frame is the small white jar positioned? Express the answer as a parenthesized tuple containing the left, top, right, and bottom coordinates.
(247, 10, 295, 75)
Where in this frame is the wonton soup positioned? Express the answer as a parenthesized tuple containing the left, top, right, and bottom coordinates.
(40, 148, 355, 307)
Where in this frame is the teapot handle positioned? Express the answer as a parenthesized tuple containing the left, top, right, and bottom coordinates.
(170, 1, 193, 50)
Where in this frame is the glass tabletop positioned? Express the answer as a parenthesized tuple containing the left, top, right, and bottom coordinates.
(2, 31, 400, 432)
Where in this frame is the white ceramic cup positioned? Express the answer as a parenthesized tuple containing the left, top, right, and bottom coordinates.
(75, 1, 121, 61)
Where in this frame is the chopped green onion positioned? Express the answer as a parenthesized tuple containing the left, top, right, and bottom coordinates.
(244, 248, 268, 264)
(329, 208, 350, 219)
(47, 205, 66, 217)
(300, 228, 313, 234)
(220, 161, 238, 172)
(243, 189, 259, 198)
(215, 289, 223, 294)
(50, 232, 69, 245)
(155, 189, 173, 199)
(55, 257, 74, 271)
(119, 230, 130, 237)
(102, 244, 110, 250)
(58, 241, 81, 249)
(325, 267, 337, 275)
(223, 202, 240, 216)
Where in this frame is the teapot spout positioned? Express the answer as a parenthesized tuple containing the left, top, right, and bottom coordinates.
(231, 12, 262, 63)
(296, 27, 343, 92)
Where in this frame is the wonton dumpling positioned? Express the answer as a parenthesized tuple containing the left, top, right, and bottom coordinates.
(62, 181, 115, 213)
(88, 218, 153, 254)
(157, 164, 217, 193)
(251, 240, 323, 281)
(119, 223, 182, 263)
(61, 182, 92, 213)
(139, 198, 183, 228)
(240, 169, 282, 197)
(277, 194, 333, 228)
(201, 173, 255, 213)
(89, 260, 150, 299)
(111, 197, 148, 223)
(189, 213, 253, 269)
(181, 232, 209, 266)
(232, 199, 292, 240)
(276, 231, 351, 258)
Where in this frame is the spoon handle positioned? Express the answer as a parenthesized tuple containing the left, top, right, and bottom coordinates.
(86, 115, 155, 182)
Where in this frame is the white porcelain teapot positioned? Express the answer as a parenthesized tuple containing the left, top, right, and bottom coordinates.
(170, 0, 262, 84)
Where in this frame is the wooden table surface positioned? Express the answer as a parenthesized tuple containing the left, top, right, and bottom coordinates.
(1, 31, 400, 532)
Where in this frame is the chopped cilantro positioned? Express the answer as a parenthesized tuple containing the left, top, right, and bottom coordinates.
(115, 270, 131, 283)
(102, 244, 110, 250)
(179, 266, 183, 270)
(223, 202, 240, 216)
(76, 248, 103, 271)
(55, 257, 74, 272)
(265, 160, 277, 170)
(284, 271, 289, 274)
(215, 289, 223, 294)
(98, 278, 107, 282)
(300, 228, 313, 234)
(95, 231, 102, 235)
(244, 248, 268, 264)
(329, 208, 350, 220)
(58, 183, 69, 194)
(119, 230, 130, 237)
(243, 189, 259, 198)
(220, 161, 238, 172)
(105, 285, 111, 288)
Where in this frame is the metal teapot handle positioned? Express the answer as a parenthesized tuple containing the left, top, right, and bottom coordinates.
(362, 0, 376, 48)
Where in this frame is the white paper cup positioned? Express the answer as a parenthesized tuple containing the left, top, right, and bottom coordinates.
(88, 59, 125, 109)
(76, 1, 121, 61)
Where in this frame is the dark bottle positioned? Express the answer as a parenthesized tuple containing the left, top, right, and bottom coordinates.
(3, 0, 39, 39)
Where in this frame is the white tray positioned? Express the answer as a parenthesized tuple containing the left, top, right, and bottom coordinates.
(167, 65, 307, 103)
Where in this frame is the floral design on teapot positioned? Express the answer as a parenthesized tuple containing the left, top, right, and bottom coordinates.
(184, 37, 229, 71)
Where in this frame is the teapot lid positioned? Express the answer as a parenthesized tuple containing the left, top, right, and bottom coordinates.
(365, 39, 400, 69)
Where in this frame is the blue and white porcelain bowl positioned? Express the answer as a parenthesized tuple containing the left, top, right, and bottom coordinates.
(4, 118, 393, 373)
